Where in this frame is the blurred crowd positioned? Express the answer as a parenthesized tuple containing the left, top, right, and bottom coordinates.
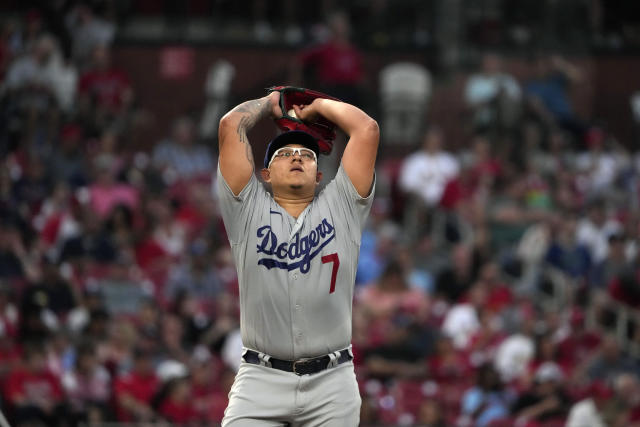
(2, 0, 640, 51)
(1, 3, 640, 427)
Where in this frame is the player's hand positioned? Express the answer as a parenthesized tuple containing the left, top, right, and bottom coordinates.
(292, 99, 323, 123)
(267, 90, 283, 119)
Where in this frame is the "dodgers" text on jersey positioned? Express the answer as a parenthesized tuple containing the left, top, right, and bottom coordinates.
(256, 219, 335, 273)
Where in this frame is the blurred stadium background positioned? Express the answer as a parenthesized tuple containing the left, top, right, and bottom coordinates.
(1, 1, 640, 426)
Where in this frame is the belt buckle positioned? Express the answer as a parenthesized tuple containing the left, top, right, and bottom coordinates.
(292, 359, 309, 376)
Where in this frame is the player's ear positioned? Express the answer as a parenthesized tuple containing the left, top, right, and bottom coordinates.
(261, 168, 271, 182)
(315, 170, 323, 184)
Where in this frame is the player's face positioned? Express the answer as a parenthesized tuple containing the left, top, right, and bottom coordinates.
(263, 144, 321, 192)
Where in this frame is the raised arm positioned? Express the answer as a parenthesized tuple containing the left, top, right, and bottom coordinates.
(218, 91, 281, 195)
(293, 99, 379, 197)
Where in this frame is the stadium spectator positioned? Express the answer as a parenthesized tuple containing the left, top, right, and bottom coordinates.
(441, 283, 486, 350)
(61, 340, 111, 424)
(20, 255, 76, 320)
(113, 347, 160, 422)
(524, 55, 587, 145)
(544, 211, 592, 281)
(356, 201, 403, 286)
(574, 127, 623, 198)
(461, 363, 514, 427)
(592, 231, 633, 288)
(427, 334, 472, 383)
(494, 330, 535, 384)
(399, 126, 460, 240)
(608, 269, 640, 308)
(78, 44, 132, 130)
(602, 373, 640, 427)
(357, 260, 429, 323)
(511, 361, 571, 424)
(65, 5, 115, 67)
(400, 126, 460, 208)
(586, 335, 640, 384)
(435, 242, 479, 303)
(152, 116, 215, 181)
(155, 376, 199, 424)
(50, 123, 88, 187)
(566, 381, 612, 427)
(292, 9, 365, 105)
(3, 341, 67, 426)
(464, 52, 522, 134)
(576, 200, 622, 264)
(165, 238, 223, 301)
(12, 154, 52, 218)
(88, 154, 139, 220)
(97, 316, 135, 375)
(59, 206, 117, 264)
(4, 33, 75, 114)
(96, 252, 153, 316)
(358, 260, 432, 379)
(146, 195, 188, 259)
(555, 308, 601, 374)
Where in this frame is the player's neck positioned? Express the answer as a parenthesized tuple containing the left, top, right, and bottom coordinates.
(273, 194, 314, 218)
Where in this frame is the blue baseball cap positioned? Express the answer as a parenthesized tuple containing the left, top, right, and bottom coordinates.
(263, 130, 319, 169)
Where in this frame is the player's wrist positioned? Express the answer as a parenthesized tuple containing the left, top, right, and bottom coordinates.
(267, 92, 282, 118)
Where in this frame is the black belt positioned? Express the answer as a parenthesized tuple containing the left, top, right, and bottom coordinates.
(243, 349, 352, 376)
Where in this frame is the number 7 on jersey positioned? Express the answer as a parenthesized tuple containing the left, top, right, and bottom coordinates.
(321, 253, 340, 294)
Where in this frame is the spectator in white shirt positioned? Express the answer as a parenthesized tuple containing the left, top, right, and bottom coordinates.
(399, 127, 459, 240)
(441, 283, 486, 350)
(4, 34, 77, 113)
(566, 382, 612, 427)
(576, 201, 622, 264)
(464, 53, 522, 132)
(399, 127, 460, 206)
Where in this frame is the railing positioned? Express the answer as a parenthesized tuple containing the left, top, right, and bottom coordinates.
(539, 266, 640, 358)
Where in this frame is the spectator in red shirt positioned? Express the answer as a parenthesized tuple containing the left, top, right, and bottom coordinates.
(427, 335, 472, 383)
(556, 308, 601, 370)
(113, 347, 160, 422)
(155, 376, 199, 425)
(292, 10, 365, 105)
(78, 44, 133, 121)
(3, 341, 67, 426)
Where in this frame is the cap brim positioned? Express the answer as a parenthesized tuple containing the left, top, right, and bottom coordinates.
(264, 130, 319, 168)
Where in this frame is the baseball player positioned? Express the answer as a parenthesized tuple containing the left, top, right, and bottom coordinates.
(216, 86, 379, 426)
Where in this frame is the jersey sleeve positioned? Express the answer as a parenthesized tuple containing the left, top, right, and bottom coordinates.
(320, 163, 375, 243)
(216, 167, 264, 244)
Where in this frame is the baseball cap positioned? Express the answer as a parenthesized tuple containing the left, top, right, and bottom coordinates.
(263, 130, 319, 169)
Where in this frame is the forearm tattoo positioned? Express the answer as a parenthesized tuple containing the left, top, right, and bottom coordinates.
(226, 98, 271, 164)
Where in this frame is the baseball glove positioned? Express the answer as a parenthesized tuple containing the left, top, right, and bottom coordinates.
(267, 85, 341, 155)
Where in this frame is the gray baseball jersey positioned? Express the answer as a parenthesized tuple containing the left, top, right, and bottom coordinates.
(217, 164, 374, 360)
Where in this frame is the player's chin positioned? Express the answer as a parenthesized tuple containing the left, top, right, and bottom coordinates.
(288, 178, 314, 190)
(287, 175, 312, 186)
